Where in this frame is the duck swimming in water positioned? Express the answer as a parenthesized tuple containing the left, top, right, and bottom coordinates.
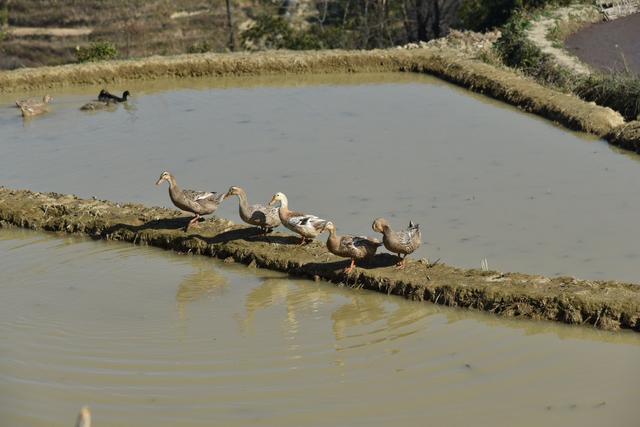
(15, 94, 52, 108)
(98, 89, 130, 103)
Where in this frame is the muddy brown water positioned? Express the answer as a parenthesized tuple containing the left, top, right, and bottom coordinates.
(1, 227, 639, 427)
(1, 73, 640, 282)
(565, 12, 640, 74)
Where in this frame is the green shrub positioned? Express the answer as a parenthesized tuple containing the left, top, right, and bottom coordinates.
(75, 41, 118, 63)
(494, 11, 575, 89)
(187, 41, 212, 54)
(458, 0, 574, 31)
(575, 73, 640, 121)
(495, 9, 640, 120)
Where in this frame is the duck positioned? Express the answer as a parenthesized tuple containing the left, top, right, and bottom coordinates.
(323, 222, 382, 273)
(372, 218, 421, 269)
(226, 186, 281, 233)
(155, 171, 226, 230)
(19, 101, 49, 117)
(98, 89, 130, 103)
(15, 94, 52, 108)
(75, 406, 91, 427)
(269, 192, 328, 245)
(80, 100, 117, 111)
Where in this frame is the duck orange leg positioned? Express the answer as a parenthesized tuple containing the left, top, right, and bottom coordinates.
(344, 259, 356, 274)
(298, 237, 311, 246)
(186, 214, 200, 230)
(395, 254, 406, 269)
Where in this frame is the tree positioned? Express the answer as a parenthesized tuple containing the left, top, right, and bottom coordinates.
(224, 0, 236, 51)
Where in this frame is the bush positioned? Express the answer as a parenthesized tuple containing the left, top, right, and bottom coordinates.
(75, 41, 118, 63)
(495, 10, 640, 120)
(458, 0, 573, 31)
(187, 41, 212, 54)
(575, 73, 640, 121)
(494, 11, 575, 89)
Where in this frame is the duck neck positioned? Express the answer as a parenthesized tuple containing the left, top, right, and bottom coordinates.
(326, 228, 339, 249)
(167, 176, 180, 200)
(236, 190, 250, 216)
(278, 195, 289, 213)
(167, 175, 178, 190)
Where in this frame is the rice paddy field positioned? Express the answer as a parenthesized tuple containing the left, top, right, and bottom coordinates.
(1, 70, 639, 426)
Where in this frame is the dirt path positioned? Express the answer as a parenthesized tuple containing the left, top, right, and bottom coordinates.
(525, 4, 601, 74)
(170, 10, 209, 19)
(8, 26, 93, 37)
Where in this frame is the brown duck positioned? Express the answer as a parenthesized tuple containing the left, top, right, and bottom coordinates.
(15, 94, 52, 108)
(156, 171, 226, 230)
(372, 218, 421, 269)
(19, 95, 52, 117)
(226, 186, 281, 233)
(323, 222, 382, 273)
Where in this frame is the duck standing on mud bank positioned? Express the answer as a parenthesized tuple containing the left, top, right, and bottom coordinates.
(156, 171, 226, 231)
(323, 221, 382, 273)
(372, 218, 421, 269)
(226, 186, 281, 234)
(269, 192, 328, 245)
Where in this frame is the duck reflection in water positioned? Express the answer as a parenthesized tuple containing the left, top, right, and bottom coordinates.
(238, 277, 433, 346)
(176, 266, 227, 319)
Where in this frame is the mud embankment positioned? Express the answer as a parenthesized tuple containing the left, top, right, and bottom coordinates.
(1, 187, 638, 332)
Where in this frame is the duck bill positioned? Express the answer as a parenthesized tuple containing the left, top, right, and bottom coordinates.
(268, 196, 277, 206)
(155, 178, 163, 185)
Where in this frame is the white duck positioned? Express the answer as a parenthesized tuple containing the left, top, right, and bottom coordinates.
(269, 192, 328, 245)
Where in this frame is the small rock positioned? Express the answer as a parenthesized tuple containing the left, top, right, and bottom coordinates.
(313, 275, 320, 282)
(248, 259, 257, 268)
(223, 256, 235, 264)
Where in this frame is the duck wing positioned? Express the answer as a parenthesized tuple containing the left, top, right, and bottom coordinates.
(394, 225, 421, 252)
(183, 189, 224, 204)
(338, 235, 380, 258)
(289, 215, 328, 232)
(98, 90, 114, 102)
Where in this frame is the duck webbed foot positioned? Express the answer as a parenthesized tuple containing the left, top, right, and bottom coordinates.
(344, 259, 356, 274)
(395, 255, 406, 269)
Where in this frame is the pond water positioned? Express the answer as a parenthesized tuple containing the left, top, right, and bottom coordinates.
(1, 228, 638, 427)
(565, 12, 640, 74)
(1, 73, 640, 282)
